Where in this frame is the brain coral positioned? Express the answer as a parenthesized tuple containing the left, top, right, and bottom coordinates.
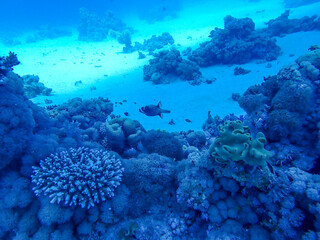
(32, 147, 123, 209)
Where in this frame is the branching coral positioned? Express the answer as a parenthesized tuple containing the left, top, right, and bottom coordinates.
(0, 51, 20, 76)
(32, 147, 123, 209)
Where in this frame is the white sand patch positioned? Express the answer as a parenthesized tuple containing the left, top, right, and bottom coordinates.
(1, 1, 320, 131)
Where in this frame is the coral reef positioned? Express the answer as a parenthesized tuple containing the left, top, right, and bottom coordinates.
(238, 50, 320, 148)
(264, 10, 320, 37)
(0, 51, 20, 76)
(143, 49, 203, 85)
(1, 50, 320, 239)
(234, 66, 251, 75)
(0, 53, 44, 170)
(46, 97, 113, 129)
(117, 32, 175, 54)
(116, 30, 135, 53)
(78, 8, 131, 42)
(22, 75, 52, 99)
(189, 15, 281, 66)
(135, 32, 174, 53)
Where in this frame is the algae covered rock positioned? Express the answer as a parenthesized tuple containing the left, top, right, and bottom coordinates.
(209, 120, 273, 167)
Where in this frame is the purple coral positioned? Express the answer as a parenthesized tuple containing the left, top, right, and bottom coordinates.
(32, 147, 123, 209)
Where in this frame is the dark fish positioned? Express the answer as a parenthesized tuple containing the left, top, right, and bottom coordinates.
(44, 99, 53, 104)
(185, 119, 192, 123)
(139, 101, 170, 119)
(309, 45, 320, 51)
(74, 80, 82, 86)
(123, 100, 127, 102)
(124, 112, 129, 116)
(168, 119, 175, 125)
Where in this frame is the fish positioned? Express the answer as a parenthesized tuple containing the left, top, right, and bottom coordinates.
(74, 80, 82, 86)
(124, 112, 129, 116)
(168, 119, 175, 125)
(185, 119, 192, 123)
(139, 101, 170, 119)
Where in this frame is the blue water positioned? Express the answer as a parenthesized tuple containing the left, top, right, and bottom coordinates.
(1, 0, 320, 239)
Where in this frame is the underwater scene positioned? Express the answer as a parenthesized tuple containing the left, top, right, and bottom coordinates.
(1, 0, 320, 239)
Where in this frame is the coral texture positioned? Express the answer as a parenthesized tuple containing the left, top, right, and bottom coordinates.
(143, 49, 203, 85)
(135, 32, 174, 53)
(238, 49, 320, 148)
(22, 74, 52, 99)
(142, 130, 183, 160)
(264, 10, 320, 36)
(46, 97, 113, 129)
(78, 8, 131, 42)
(209, 120, 273, 167)
(99, 117, 145, 155)
(189, 15, 281, 66)
(32, 147, 123, 208)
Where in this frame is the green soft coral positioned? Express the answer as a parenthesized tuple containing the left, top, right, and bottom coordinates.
(209, 120, 273, 167)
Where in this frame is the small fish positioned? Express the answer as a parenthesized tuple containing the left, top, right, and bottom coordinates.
(124, 112, 129, 116)
(309, 45, 320, 51)
(168, 119, 175, 125)
(44, 99, 53, 104)
(74, 80, 82, 86)
(123, 100, 127, 102)
(139, 101, 170, 119)
(185, 119, 192, 123)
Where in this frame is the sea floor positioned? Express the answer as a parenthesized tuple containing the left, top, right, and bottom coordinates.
(1, 0, 320, 131)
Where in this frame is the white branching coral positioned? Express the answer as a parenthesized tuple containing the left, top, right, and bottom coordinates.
(32, 147, 123, 209)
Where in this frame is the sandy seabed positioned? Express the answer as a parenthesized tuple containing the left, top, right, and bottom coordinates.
(1, 0, 320, 131)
